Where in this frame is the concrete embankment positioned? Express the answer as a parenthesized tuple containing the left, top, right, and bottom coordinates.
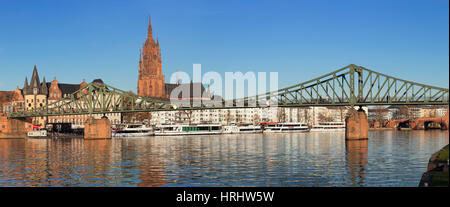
(419, 144, 449, 187)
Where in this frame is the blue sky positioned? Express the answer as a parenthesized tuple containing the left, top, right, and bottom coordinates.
(0, 0, 448, 93)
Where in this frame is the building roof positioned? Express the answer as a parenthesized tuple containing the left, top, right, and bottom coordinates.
(46, 83, 81, 96)
(0, 91, 14, 109)
(165, 82, 208, 99)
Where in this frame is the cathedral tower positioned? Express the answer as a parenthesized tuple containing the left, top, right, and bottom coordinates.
(137, 16, 166, 98)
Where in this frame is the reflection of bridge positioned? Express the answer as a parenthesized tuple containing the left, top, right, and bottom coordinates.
(385, 110, 449, 130)
(4, 64, 449, 139)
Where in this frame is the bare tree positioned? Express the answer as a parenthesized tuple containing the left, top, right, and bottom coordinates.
(253, 113, 261, 126)
(339, 107, 345, 122)
(277, 107, 286, 123)
(225, 110, 233, 125)
(318, 112, 333, 122)
(304, 108, 310, 124)
(398, 105, 410, 119)
(375, 106, 387, 123)
(177, 110, 193, 124)
(122, 112, 152, 124)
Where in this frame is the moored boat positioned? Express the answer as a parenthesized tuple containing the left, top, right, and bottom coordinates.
(27, 129, 48, 138)
(154, 124, 222, 136)
(261, 122, 309, 133)
(310, 122, 345, 132)
(223, 124, 263, 134)
(112, 124, 154, 137)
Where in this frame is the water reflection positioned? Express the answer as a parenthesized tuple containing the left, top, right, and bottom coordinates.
(346, 139, 368, 186)
(0, 130, 448, 187)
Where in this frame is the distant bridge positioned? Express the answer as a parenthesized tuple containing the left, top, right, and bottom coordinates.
(8, 64, 449, 118)
(385, 111, 450, 130)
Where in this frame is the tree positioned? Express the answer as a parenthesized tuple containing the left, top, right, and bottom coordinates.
(182, 110, 193, 124)
(253, 113, 261, 126)
(338, 106, 345, 122)
(374, 106, 387, 127)
(398, 105, 410, 119)
(318, 112, 333, 122)
(122, 112, 152, 124)
(225, 110, 233, 125)
(277, 107, 286, 123)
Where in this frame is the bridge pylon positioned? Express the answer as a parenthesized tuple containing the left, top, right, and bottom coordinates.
(345, 106, 369, 140)
(84, 116, 111, 139)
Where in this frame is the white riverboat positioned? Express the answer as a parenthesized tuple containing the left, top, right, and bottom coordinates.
(154, 124, 222, 136)
(310, 122, 345, 132)
(112, 124, 154, 137)
(261, 122, 310, 133)
(27, 129, 47, 138)
(223, 124, 263, 134)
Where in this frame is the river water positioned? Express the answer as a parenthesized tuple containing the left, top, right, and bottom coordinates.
(0, 130, 448, 187)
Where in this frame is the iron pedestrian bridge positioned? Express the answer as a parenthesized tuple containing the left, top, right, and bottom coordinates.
(8, 64, 449, 118)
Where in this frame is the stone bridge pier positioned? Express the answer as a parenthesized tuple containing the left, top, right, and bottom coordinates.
(0, 116, 32, 139)
(84, 116, 111, 139)
(345, 107, 369, 140)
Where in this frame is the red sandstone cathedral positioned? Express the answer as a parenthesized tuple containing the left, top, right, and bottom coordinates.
(137, 17, 167, 98)
(137, 17, 209, 101)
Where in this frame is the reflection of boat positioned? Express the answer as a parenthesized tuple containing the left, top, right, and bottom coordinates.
(261, 122, 309, 133)
(27, 130, 47, 138)
(223, 124, 263, 134)
(154, 124, 222, 136)
(311, 122, 345, 132)
(112, 124, 154, 137)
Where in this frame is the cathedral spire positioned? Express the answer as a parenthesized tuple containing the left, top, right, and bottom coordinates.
(147, 15, 153, 39)
(40, 76, 48, 95)
(24, 76, 28, 88)
(30, 64, 40, 89)
(138, 16, 165, 98)
(23, 76, 29, 95)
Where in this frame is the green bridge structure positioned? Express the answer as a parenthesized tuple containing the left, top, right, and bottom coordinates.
(6, 64, 449, 139)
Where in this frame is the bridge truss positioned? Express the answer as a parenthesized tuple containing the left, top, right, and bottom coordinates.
(8, 64, 449, 118)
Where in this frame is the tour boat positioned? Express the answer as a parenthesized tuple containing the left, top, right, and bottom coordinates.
(154, 124, 223, 136)
(223, 124, 263, 134)
(310, 122, 345, 132)
(27, 129, 48, 138)
(112, 124, 154, 137)
(261, 122, 310, 133)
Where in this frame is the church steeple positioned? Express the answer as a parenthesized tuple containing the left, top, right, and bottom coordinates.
(138, 16, 165, 98)
(30, 65, 40, 89)
(147, 16, 153, 39)
(23, 76, 29, 95)
(24, 76, 29, 88)
(40, 76, 48, 95)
